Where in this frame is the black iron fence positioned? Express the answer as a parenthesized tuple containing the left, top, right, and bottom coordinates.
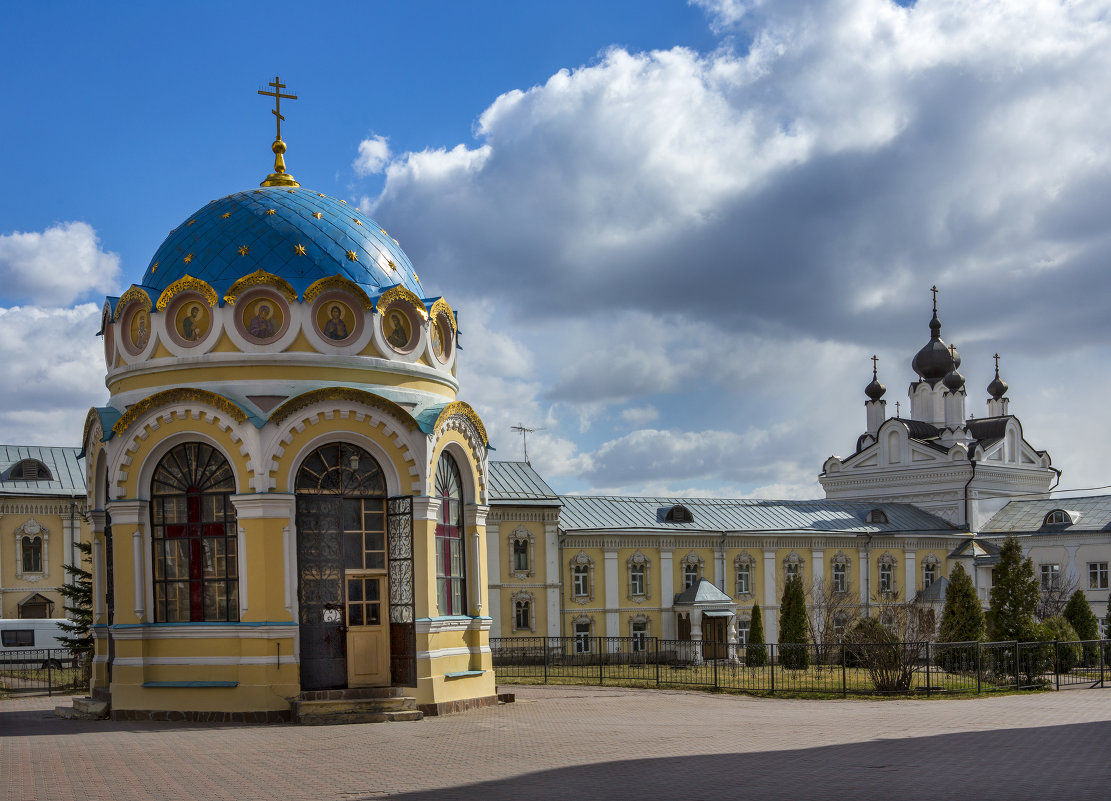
(491, 637, 1111, 697)
(0, 648, 89, 696)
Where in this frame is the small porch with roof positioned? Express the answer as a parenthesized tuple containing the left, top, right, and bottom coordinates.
(673, 578, 737, 663)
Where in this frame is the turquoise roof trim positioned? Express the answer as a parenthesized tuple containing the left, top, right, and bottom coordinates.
(139, 187, 420, 300)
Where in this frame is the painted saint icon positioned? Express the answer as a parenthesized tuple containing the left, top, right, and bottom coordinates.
(385, 310, 410, 349)
(132, 310, 150, 350)
(323, 304, 349, 340)
(179, 303, 207, 342)
(245, 299, 280, 340)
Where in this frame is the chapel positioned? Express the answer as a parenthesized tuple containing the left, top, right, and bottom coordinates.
(82, 79, 495, 721)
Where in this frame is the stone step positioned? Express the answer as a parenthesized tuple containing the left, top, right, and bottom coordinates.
(384, 710, 422, 722)
(292, 696, 416, 719)
(54, 696, 109, 721)
(297, 686, 404, 701)
(294, 706, 424, 726)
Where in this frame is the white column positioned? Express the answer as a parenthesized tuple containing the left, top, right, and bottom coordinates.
(464, 504, 488, 616)
(106, 500, 149, 623)
(904, 549, 916, 601)
(660, 549, 674, 639)
(486, 520, 501, 635)
(230, 494, 298, 620)
(544, 521, 560, 639)
(92, 537, 105, 619)
(763, 549, 778, 643)
(604, 548, 619, 639)
(690, 609, 704, 664)
(859, 547, 869, 607)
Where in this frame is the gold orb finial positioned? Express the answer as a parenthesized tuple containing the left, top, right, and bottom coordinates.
(258, 75, 300, 188)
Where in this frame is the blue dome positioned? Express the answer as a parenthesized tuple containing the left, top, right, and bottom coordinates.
(140, 187, 421, 298)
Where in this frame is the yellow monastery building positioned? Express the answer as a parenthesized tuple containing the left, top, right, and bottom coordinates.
(82, 88, 495, 721)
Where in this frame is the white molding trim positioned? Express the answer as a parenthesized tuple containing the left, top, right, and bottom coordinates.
(113, 655, 297, 667)
(414, 617, 492, 634)
(416, 645, 492, 661)
(108, 624, 297, 640)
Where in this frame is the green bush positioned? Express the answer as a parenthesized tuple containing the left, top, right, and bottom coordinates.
(745, 604, 767, 667)
(779, 574, 810, 669)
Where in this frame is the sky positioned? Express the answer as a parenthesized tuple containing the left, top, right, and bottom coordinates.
(1, 0, 1109, 500)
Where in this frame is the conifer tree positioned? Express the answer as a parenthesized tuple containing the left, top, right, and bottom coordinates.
(987, 535, 1039, 641)
(57, 540, 94, 663)
(1063, 589, 1098, 642)
(779, 573, 810, 669)
(938, 563, 985, 643)
(746, 603, 767, 666)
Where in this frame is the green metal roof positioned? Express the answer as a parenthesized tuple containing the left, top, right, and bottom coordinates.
(0, 445, 85, 496)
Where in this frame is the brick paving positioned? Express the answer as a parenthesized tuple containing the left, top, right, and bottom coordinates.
(2, 685, 1109, 800)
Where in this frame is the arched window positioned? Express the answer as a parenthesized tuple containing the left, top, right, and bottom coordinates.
(150, 442, 238, 622)
(664, 504, 694, 523)
(512, 592, 533, 632)
(681, 551, 703, 589)
(570, 551, 594, 602)
(627, 550, 650, 600)
(878, 552, 897, 595)
(922, 554, 940, 588)
(20, 536, 42, 573)
(1044, 510, 1073, 526)
(435, 451, 466, 616)
(831, 551, 851, 594)
(734, 552, 755, 596)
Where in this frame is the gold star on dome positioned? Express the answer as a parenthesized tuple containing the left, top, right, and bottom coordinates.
(346, 250, 358, 261)
(317, 193, 325, 197)
(265, 209, 276, 216)
(392, 238, 399, 245)
(312, 212, 322, 219)
(353, 218, 362, 225)
(221, 212, 231, 219)
(387, 260, 396, 270)
(287, 189, 296, 193)
(238, 245, 250, 256)
(294, 244, 306, 256)
(187, 219, 196, 226)
(152, 262, 159, 273)
(340, 199, 347, 204)
(169, 228, 176, 234)
(184, 253, 194, 264)
(413, 273, 419, 283)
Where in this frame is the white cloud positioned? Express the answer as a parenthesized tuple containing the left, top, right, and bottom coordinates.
(353, 134, 392, 176)
(0, 222, 120, 306)
(359, 0, 1111, 498)
(620, 405, 660, 426)
(0, 303, 106, 445)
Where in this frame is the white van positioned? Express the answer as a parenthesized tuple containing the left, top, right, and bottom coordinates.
(0, 619, 73, 669)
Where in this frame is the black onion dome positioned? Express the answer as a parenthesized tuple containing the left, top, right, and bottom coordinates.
(911, 308, 955, 385)
(988, 367, 1008, 400)
(943, 368, 965, 392)
(865, 375, 886, 400)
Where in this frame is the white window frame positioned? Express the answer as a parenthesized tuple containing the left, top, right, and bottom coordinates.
(734, 552, 754, 597)
(570, 551, 594, 603)
(630, 616, 649, 652)
(1040, 563, 1061, 590)
(784, 551, 804, 581)
(508, 525, 534, 579)
(922, 554, 939, 589)
(573, 617, 592, 654)
(627, 550, 651, 601)
(13, 519, 49, 580)
(511, 591, 535, 633)
(1089, 562, 1109, 591)
(736, 617, 750, 646)
(831, 550, 850, 594)
(878, 552, 896, 595)
(680, 551, 704, 590)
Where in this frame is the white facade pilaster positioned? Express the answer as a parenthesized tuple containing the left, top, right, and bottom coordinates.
(659, 549, 674, 639)
(763, 549, 778, 643)
(603, 548, 619, 638)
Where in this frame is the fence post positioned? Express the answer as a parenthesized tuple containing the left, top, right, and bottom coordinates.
(1014, 641, 1020, 690)
(976, 641, 982, 695)
(713, 650, 719, 690)
(47, 655, 53, 697)
(1054, 641, 1060, 691)
(925, 642, 931, 698)
(543, 637, 549, 684)
(598, 638, 604, 686)
(655, 637, 660, 686)
(770, 644, 775, 695)
(1101, 639, 1106, 689)
(841, 642, 847, 698)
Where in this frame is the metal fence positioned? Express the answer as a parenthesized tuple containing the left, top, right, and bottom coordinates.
(491, 637, 1111, 697)
(0, 648, 89, 696)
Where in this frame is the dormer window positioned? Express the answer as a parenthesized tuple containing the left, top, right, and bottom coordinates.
(664, 504, 693, 523)
(865, 508, 888, 524)
(1044, 510, 1074, 526)
(8, 459, 52, 481)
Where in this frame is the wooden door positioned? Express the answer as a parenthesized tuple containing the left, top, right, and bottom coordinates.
(346, 575, 389, 685)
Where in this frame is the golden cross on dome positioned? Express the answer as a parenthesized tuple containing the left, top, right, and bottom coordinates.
(258, 75, 297, 141)
(930, 284, 938, 311)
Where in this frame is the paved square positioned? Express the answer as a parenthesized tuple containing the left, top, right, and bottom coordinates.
(3, 685, 1109, 800)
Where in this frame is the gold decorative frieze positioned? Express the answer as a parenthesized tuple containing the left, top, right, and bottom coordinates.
(429, 297, 457, 332)
(375, 285, 428, 320)
(156, 275, 218, 311)
(113, 286, 153, 322)
(112, 388, 248, 437)
(269, 387, 419, 429)
(222, 269, 298, 305)
(434, 401, 489, 446)
(303, 275, 374, 310)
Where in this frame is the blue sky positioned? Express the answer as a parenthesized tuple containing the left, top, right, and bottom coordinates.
(2, 0, 1110, 499)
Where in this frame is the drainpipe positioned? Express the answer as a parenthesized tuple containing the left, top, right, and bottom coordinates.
(963, 459, 977, 532)
(558, 531, 565, 641)
(719, 532, 727, 593)
(863, 532, 873, 619)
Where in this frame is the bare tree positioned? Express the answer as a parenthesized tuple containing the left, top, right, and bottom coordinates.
(806, 578, 861, 664)
(845, 596, 936, 693)
(1036, 573, 1078, 621)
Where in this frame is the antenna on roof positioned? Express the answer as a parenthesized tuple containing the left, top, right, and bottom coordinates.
(510, 422, 545, 466)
